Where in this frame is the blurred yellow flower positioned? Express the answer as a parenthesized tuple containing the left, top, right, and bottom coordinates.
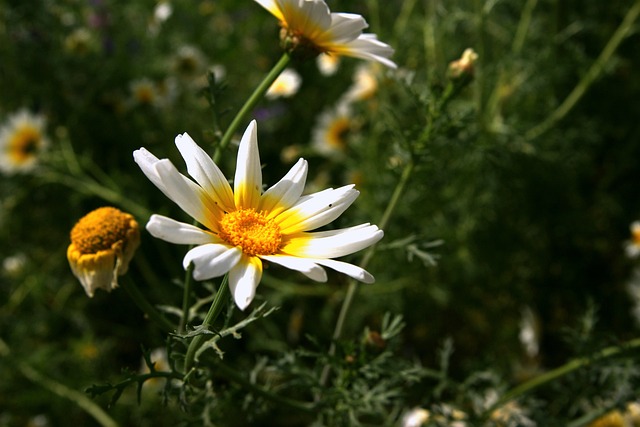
(625, 221, 640, 258)
(316, 53, 340, 76)
(254, 0, 396, 67)
(67, 207, 140, 297)
(449, 48, 479, 79)
(312, 104, 353, 157)
(0, 109, 49, 175)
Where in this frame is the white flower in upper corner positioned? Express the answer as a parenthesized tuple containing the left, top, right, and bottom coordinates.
(266, 68, 302, 99)
(254, 0, 396, 68)
(133, 120, 383, 310)
(317, 53, 340, 76)
(626, 221, 640, 258)
(0, 109, 50, 175)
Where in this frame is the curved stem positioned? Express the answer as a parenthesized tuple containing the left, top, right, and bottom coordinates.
(481, 337, 640, 419)
(121, 276, 175, 333)
(213, 53, 291, 163)
(183, 275, 230, 373)
(320, 158, 416, 386)
(525, 0, 640, 141)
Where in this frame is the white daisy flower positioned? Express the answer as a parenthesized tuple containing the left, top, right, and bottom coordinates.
(0, 109, 50, 175)
(133, 120, 383, 310)
(266, 68, 302, 99)
(626, 221, 640, 258)
(311, 103, 353, 157)
(254, 0, 396, 68)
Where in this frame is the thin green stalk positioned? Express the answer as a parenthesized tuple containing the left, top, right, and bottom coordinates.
(525, 0, 640, 141)
(481, 337, 640, 419)
(121, 276, 175, 333)
(213, 53, 291, 164)
(214, 361, 315, 413)
(320, 158, 416, 386)
(0, 341, 117, 427)
(179, 263, 195, 333)
(183, 275, 230, 374)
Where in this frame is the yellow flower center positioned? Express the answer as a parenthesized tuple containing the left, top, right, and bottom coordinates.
(8, 125, 41, 164)
(70, 207, 137, 254)
(218, 208, 282, 256)
(327, 117, 350, 149)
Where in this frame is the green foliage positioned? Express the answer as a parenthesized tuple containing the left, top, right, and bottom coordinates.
(1, 0, 640, 426)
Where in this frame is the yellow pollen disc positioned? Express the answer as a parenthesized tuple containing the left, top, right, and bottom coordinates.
(218, 208, 282, 256)
(327, 117, 350, 149)
(8, 126, 41, 164)
(70, 207, 137, 254)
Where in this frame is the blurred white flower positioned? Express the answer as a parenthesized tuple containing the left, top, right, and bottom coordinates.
(316, 53, 340, 76)
(311, 103, 353, 157)
(401, 407, 430, 427)
(266, 68, 302, 99)
(342, 63, 380, 103)
(625, 220, 640, 258)
(0, 109, 50, 175)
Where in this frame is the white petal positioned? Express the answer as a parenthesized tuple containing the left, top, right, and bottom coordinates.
(314, 258, 375, 283)
(281, 224, 383, 258)
(336, 34, 397, 68)
(183, 244, 242, 281)
(326, 13, 367, 43)
(175, 132, 235, 212)
(259, 158, 308, 216)
(282, 0, 332, 36)
(146, 214, 217, 245)
(274, 185, 359, 233)
(228, 255, 263, 310)
(254, 0, 284, 21)
(259, 254, 327, 282)
(134, 148, 214, 230)
(234, 120, 262, 209)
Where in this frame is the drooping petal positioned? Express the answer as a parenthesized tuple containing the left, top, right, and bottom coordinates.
(260, 158, 308, 216)
(134, 148, 215, 230)
(274, 185, 360, 233)
(259, 254, 327, 282)
(333, 34, 397, 69)
(228, 255, 263, 310)
(234, 120, 262, 209)
(146, 214, 218, 245)
(183, 244, 242, 281)
(318, 13, 367, 44)
(281, 223, 383, 258)
(314, 258, 376, 283)
(175, 132, 235, 213)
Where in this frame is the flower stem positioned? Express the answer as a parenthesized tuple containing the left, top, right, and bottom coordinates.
(183, 275, 230, 374)
(121, 276, 175, 333)
(525, 0, 640, 141)
(320, 158, 416, 386)
(179, 263, 195, 333)
(481, 337, 640, 420)
(213, 53, 291, 163)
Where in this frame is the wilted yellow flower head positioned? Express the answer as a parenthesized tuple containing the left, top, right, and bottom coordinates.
(67, 207, 140, 297)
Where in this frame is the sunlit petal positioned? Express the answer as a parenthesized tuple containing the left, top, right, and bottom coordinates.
(229, 255, 263, 310)
(260, 254, 327, 282)
(260, 158, 308, 216)
(281, 224, 383, 258)
(147, 214, 218, 245)
(314, 258, 375, 283)
(234, 120, 262, 209)
(183, 244, 242, 280)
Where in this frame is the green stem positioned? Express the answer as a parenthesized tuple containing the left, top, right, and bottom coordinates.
(320, 158, 416, 386)
(0, 341, 118, 427)
(481, 337, 640, 419)
(213, 53, 291, 164)
(121, 276, 175, 333)
(525, 0, 640, 141)
(179, 263, 195, 333)
(214, 361, 315, 413)
(183, 275, 230, 373)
